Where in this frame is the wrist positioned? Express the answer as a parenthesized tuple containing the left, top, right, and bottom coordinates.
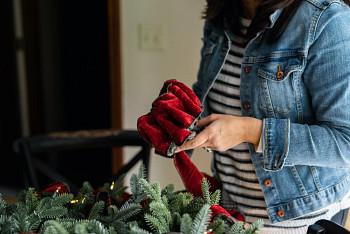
(243, 117, 262, 146)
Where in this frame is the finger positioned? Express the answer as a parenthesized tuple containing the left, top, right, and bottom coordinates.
(175, 129, 210, 152)
(197, 114, 219, 129)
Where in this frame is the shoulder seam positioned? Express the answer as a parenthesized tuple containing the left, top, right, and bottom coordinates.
(307, 0, 342, 46)
(304, 0, 342, 9)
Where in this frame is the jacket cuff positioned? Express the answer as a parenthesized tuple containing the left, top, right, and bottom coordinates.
(262, 118, 290, 171)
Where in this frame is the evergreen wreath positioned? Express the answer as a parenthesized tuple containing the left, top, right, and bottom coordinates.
(0, 165, 263, 233)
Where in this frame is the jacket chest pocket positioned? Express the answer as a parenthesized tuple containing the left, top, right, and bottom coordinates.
(258, 54, 303, 115)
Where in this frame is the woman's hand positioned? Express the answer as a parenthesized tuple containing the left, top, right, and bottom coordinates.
(175, 114, 262, 152)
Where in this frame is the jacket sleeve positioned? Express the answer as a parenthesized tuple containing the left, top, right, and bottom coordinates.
(262, 4, 350, 171)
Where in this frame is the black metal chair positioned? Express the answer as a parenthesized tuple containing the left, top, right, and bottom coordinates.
(13, 129, 150, 193)
(307, 219, 350, 234)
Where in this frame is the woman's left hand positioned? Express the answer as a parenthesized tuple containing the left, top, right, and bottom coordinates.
(175, 114, 262, 152)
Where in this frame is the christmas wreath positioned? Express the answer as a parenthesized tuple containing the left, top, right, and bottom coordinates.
(0, 165, 263, 233)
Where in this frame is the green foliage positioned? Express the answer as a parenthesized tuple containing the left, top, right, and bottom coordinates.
(191, 204, 212, 234)
(201, 178, 211, 204)
(208, 217, 226, 234)
(227, 219, 264, 234)
(0, 164, 263, 233)
(114, 203, 142, 221)
(210, 189, 221, 205)
(242, 219, 264, 234)
(129, 165, 148, 204)
(180, 213, 192, 234)
(201, 178, 221, 205)
(88, 201, 105, 220)
(228, 221, 245, 234)
(139, 179, 161, 202)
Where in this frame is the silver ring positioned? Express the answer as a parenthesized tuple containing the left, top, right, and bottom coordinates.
(204, 147, 212, 153)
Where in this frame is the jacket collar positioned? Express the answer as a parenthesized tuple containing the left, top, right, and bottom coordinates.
(268, 9, 283, 29)
(223, 9, 283, 39)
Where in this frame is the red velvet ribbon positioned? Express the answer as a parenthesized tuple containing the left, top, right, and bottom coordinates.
(42, 182, 70, 194)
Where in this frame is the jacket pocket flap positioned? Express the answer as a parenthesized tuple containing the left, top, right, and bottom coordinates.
(258, 54, 303, 81)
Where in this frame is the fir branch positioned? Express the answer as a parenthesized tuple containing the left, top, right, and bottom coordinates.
(86, 219, 109, 234)
(130, 225, 152, 234)
(208, 217, 226, 234)
(228, 221, 244, 234)
(25, 188, 38, 213)
(0, 195, 6, 216)
(114, 203, 142, 221)
(40, 207, 68, 219)
(81, 182, 93, 195)
(108, 226, 118, 234)
(0, 214, 20, 234)
(183, 197, 203, 219)
(110, 174, 128, 200)
(182, 193, 194, 207)
(138, 164, 148, 181)
(74, 223, 88, 234)
(35, 197, 51, 213)
(201, 178, 211, 205)
(180, 213, 192, 234)
(51, 193, 74, 207)
(190, 204, 212, 234)
(161, 195, 169, 209)
(144, 213, 165, 233)
(161, 184, 175, 197)
(242, 219, 264, 234)
(149, 201, 171, 225)
(152, 183, 161, 202)
(210, 189, 221, 205)
(171, 212, 181, 232)
(129, 174, 146, 204)
(45, 220, 69, 234)
(139, 179, 161, 202)
(88, 201, 105, 220)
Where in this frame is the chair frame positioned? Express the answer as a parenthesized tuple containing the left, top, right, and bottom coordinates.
(13, 129, 150, 193)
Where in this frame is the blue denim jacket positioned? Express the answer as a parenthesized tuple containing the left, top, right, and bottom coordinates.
(193, 0, 350, 223)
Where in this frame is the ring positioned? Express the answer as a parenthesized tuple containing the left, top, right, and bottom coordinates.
(204, 147, 212, 153)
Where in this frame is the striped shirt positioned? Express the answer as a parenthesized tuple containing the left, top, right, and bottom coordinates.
(207, 18, 350, 233)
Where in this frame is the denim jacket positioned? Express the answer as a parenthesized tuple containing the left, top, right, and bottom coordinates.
(193, 0, 350, 223)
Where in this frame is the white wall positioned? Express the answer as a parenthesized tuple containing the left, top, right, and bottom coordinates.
(121, 0, 212, 190)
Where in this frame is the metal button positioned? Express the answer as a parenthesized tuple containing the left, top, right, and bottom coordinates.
(258, 33, 264, 39)
(244, 66, 251, 74)
(277, 210, 285, 217)
(206, 82, 210, 88)
(221, 50, 227, 55)
(263, 180, 272, 187)
(276, 71, 284, 79)
(243, 102, 250, 110)
(276, 65, 284, 79)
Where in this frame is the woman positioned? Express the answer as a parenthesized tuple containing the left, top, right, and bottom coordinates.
(175, 0, 350, 232)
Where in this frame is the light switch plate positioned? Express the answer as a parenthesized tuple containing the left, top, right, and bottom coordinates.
(138, 23, 167, 51)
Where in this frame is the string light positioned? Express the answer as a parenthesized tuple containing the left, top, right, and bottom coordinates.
(70, 200, 79, 204)
(82, 198, 86, 204)
(55, 186, 61, 193)
(110, 182, 115, 190)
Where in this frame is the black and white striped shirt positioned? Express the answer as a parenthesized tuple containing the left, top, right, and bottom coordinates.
(207, 18, 350, 233)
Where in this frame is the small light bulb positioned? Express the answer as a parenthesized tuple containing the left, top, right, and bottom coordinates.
(55, 186, 61, 193)
(70, 200, 79, 204)
(110, 182, 115, 190)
